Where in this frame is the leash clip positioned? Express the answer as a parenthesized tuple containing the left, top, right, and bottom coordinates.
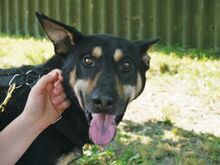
(9, 74, 22, 89)
(8, 70, 40, 88)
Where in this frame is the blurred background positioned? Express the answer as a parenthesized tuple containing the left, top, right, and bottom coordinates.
(0, 0, 220, 164)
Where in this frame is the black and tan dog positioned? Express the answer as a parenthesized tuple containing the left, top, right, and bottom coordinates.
(0, 12, 159, 164)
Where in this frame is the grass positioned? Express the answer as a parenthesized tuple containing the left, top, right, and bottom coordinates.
(75, 120, 220, 165)
(0, 35, 53, 68)
(154, 46, 220, 60)
(0, 36, 220, 165)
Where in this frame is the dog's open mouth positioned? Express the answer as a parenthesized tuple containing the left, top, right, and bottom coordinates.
(85, 110, 116, 146)
(89, 114, 116, 146)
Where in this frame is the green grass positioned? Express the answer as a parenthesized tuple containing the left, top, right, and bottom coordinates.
(154, 46, 220, 60)
(0, 36, 220, 165)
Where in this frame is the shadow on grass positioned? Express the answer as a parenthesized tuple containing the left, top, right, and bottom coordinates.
(75, 120, 220, 165)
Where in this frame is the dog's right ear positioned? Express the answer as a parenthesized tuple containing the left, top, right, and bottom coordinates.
(36, 12, 83, 55)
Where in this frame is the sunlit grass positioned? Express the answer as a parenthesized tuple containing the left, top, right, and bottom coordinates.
(0, 36, 53, 68)
(0, 36, 220, 164)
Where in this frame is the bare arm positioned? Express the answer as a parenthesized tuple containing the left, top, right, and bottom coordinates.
(0, 113, 46, 165)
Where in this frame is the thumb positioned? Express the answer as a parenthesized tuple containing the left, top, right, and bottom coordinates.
(32, 69, 61, 94)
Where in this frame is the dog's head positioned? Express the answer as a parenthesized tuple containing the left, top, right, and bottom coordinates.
(36, 12, 159, 146)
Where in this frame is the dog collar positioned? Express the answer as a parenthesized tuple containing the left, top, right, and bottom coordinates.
(0, 68, 51, 112)
(0, 68, 50, 88)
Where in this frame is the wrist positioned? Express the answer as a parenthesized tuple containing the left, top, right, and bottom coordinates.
(19, 111, 49, 132)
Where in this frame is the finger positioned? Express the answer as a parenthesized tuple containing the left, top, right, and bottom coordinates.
(32, 74, 57, 94)
(49, 69, 62, 77)
(58, 74, 63, 82)
(52, 93, 67, 106)
(54, 80, 61, 87)
(50, 69, 63, 82)
(53, 83, 64, 95)
(54, 82, 64, 95)
(57, 99, 71, 113)
(33, 69, 62, 93)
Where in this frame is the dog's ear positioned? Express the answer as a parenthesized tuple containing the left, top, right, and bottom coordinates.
(134, 38, 160, 65)
(36, 12, 83, 55)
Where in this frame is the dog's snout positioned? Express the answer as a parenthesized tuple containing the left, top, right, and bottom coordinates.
(91, 91, 116, 110)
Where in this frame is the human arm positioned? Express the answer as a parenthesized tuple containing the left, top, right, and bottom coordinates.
(0, 69, 70, 165)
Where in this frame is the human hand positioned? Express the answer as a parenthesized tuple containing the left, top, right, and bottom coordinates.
(22, 69, 70, 129)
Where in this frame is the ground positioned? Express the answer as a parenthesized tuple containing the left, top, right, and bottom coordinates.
(126, 52, 220, 137)
(0, 36, 220, 165)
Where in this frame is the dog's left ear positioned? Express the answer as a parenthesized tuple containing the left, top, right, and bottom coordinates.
(134, 38, 160, 65)
(36, 12, 83, 55)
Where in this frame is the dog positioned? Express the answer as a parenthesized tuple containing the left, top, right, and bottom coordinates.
(0, 12, 159, 165)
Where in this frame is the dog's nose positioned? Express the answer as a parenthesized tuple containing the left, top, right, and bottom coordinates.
(91, 92, 115, 110)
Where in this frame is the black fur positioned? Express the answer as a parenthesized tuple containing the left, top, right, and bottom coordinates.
(0, 12, 159, 164)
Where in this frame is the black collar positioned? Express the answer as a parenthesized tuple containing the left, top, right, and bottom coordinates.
(0, 68, 49, 88)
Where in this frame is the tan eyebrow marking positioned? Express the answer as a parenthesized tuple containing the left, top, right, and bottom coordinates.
(113, 49, 124, 62)
(92, 46, 102, 59)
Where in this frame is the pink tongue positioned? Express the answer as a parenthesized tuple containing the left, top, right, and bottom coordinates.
(89, 114, 116, 146)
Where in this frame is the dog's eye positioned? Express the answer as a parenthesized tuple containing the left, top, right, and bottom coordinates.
(122, 60, 132, 72)
(83, 56, 95, 67)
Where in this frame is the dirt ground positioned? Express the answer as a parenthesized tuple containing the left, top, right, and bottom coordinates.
(124, 55, 220, 137)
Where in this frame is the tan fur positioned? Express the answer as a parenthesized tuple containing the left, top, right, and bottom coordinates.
(67, 31, 75, 46)
(69, 68, 86, 109)
(56, 150, 81, 165)
(135, 72, 143, 97)
(115, 76, 124, 98)
(69, 68, 76, 86)
(113, 49, 123, 62)
(43, 19, 75, 46)
(73, 80, 88, 109)
(92, 46, 102, 59)
(123, 85, 136, 102)
(69, 69, 101, 109)
(122, 72, 143, 102)
(69, 69, 142, 109)
(87, 72, 100, 93)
